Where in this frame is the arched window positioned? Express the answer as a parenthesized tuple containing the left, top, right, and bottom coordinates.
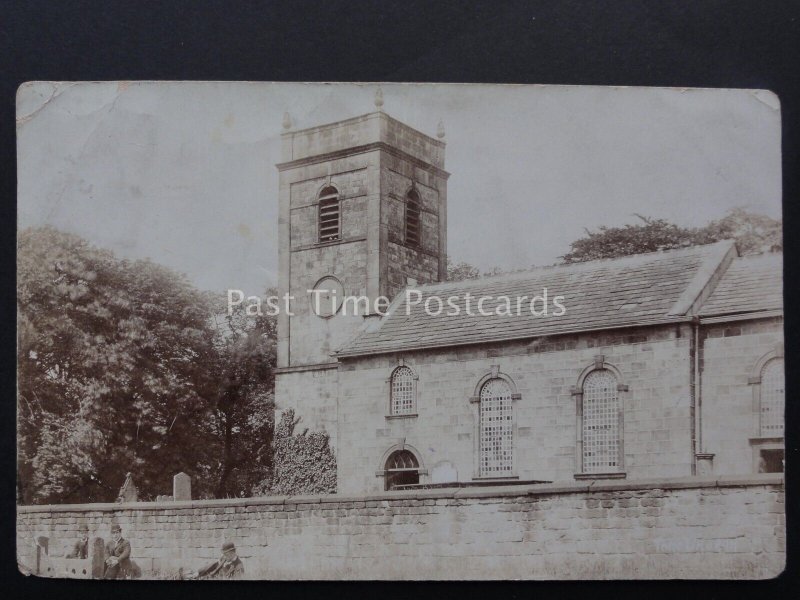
(384, 450, 420, 490)
(390, 366, 416, 416)
(318, 186, 340, 242)
(405, 189, 421, 247)
(479, 378, 514, 476)
(750, 352, 785, 473)
(581, 369, 621, 474)
(760, 357, 784, 437)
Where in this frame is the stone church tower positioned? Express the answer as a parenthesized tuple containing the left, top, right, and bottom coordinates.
(274, 95, 449, 447)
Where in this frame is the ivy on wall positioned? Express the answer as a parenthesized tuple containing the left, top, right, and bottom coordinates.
(266, 409, 336, 495)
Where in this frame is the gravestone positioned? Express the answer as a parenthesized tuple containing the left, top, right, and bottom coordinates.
(173, 472, 191, 501)
(116, 472, 138, 503)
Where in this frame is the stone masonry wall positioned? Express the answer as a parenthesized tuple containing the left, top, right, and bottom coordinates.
(276, 112, 448, 441)
(337, 324, 693, 495)
(17, 476, 784, 580)
(276, 147, 379, 436)
(700, 317, 784, 475)
(286, 152, 377, 367)
(274, 367, 339, 448)
(381, 151, 447, 300)
(281, 112, 445, 169)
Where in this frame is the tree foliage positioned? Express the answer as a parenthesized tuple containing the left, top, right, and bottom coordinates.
(560, 209, 782, 264)
(446, 258, 481, 282)
(205, 293, 276, 498)
(267, 409, 336, 496)
(17, 227, 275, 503)
(447, 209, 781, 280)
(446, 258, 508, 282)
(700, 208, 782, 256)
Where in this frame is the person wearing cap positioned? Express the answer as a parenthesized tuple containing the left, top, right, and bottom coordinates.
(103, 524, 132, 579)
(180, 541, 244, 580)
(66, 524, 90, 559)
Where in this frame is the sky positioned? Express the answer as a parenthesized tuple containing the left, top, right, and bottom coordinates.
(17, 82, 782, 295)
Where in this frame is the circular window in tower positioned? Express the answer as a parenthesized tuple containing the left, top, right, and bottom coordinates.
(310, 276, 344, 318)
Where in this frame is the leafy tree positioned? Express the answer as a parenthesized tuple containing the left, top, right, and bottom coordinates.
(17, 227, 276, 503)
(446, 258, 481, 282)
(702, 207, 782, 255)
(447, 209, 781, 279)
(560, 209, 781, 264)
(446, 258, 508, 282)
(18, 227, 221, 503)
(267, 409, 336, 496)
(560, 214, 708, 263)
(205, 293, 276, 498)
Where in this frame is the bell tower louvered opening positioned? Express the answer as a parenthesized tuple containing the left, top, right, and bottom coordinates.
(405, 189, 421, 247)
(318, 186, 340, 242)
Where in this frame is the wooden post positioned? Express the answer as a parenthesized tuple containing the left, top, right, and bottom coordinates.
(35, 536, 48, 575)
(90, 537, 106, 579)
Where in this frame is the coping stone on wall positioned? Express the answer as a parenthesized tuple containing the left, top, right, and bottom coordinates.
(16, 474, 784, 514)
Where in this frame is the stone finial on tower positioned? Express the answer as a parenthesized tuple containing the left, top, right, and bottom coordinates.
(282, 111, 292, 130)
(374, 87, 384, 110)
(437, 119, 445, 139)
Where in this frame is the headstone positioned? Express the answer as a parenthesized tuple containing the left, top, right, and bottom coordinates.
(173, 472, 191, 501)
(116, 472, 138, 503)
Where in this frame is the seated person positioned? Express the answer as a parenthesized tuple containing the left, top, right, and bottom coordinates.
(66, 524, 89, 559)
(179, 542, 244, 580)
(103, 524, 132, 579)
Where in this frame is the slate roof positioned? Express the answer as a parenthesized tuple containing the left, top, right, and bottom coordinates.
(698, 253, 783, 317)
(337, 240, 740, 357)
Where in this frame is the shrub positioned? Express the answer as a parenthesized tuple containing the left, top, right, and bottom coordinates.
(268, 409, 336, 495)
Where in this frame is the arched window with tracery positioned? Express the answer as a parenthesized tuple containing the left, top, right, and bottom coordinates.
(318, 186, 340, 242)
(405, 189, 421, 247)
(581, 369, 622, 474)
(384, 450, 420, 490)
(760, 357, 784, 437)
(390, 366, 416, 416)
(479, 378, 514, 476)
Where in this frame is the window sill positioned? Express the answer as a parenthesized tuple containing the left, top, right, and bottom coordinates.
(574, 472, 627, 480)
(293, 236, 367, 252)
(385, 413, 418, 420)
(314, 237, 348, 248)
(375, 468, 428, 477)
(471, 475, 519, 481)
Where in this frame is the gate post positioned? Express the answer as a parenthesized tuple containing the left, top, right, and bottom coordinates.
(90, 537, 106, 579)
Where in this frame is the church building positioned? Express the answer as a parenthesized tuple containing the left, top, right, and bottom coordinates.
(273, 103, 784, 495)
